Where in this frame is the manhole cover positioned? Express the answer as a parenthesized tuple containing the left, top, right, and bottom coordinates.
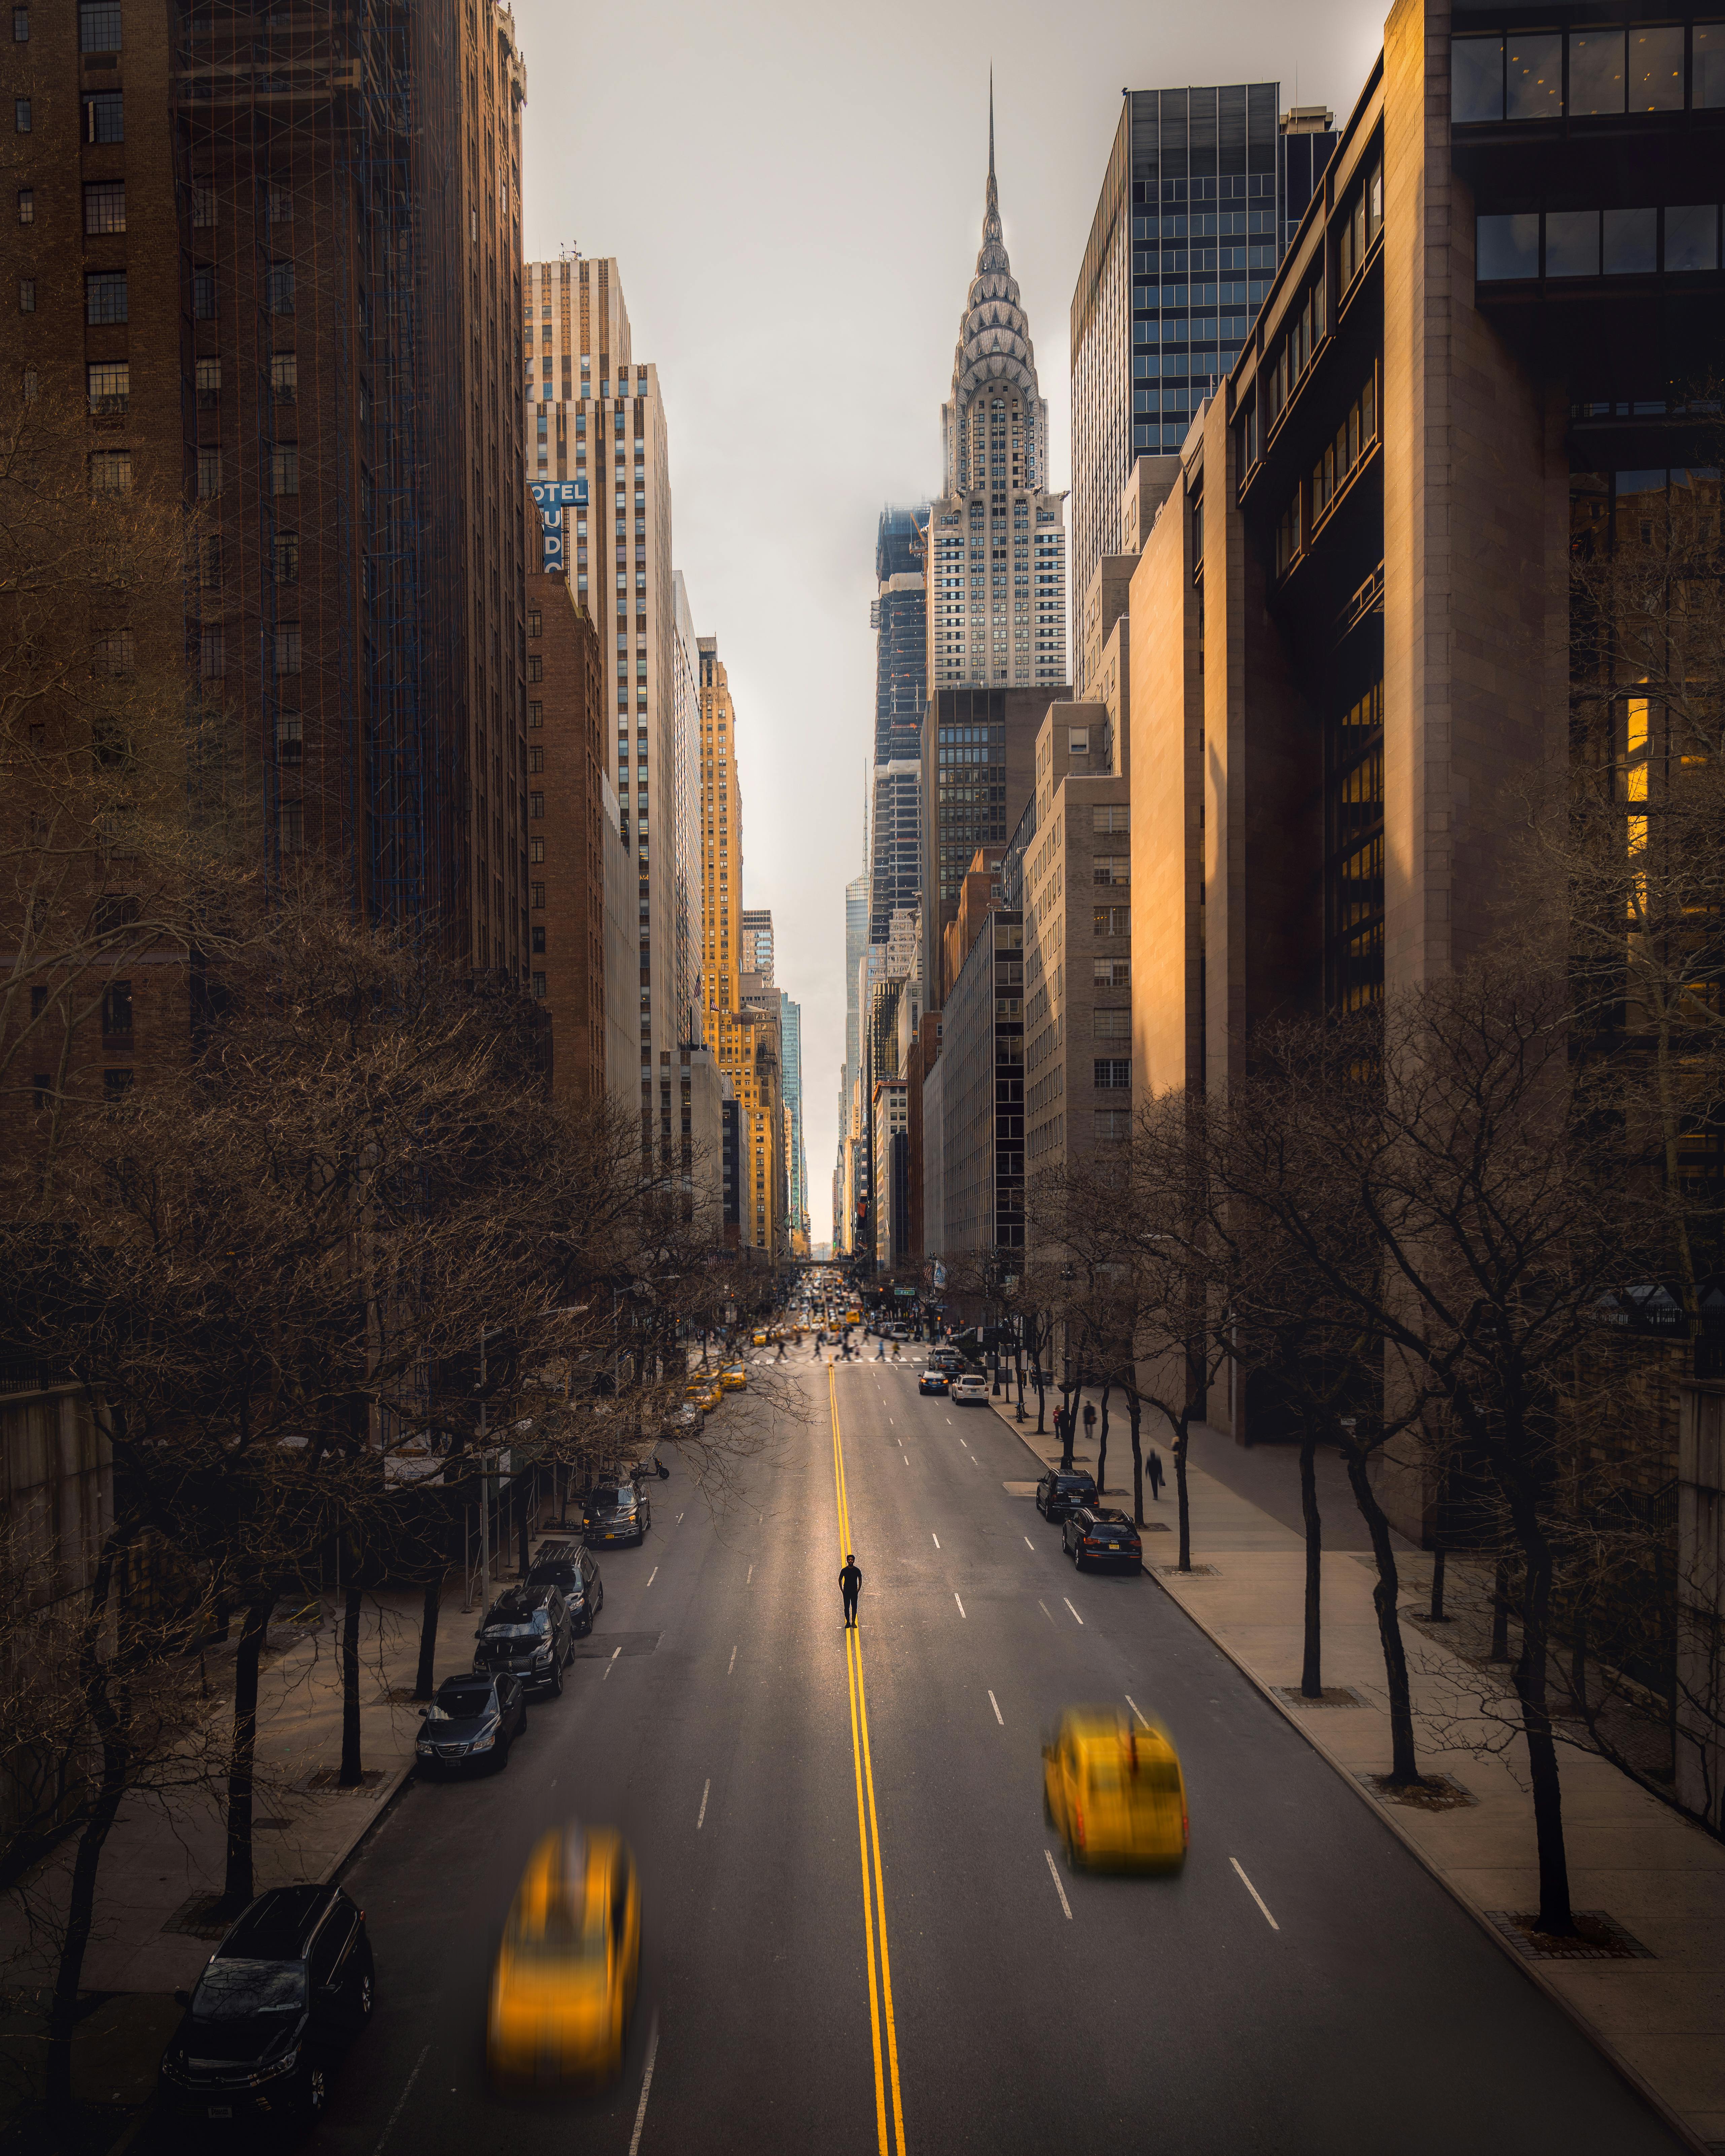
(570, 1631, 661, 1659)
(1274, 1685, 1367, 1708)
(1155, 1563, 1221, 1577)
(1486, 1910, 1653, 1960)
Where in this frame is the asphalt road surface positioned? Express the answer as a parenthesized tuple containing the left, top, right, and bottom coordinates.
(309, 1351, 1685, 2156)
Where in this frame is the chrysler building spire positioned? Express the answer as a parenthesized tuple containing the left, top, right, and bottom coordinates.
(924, 93, 1068, 695)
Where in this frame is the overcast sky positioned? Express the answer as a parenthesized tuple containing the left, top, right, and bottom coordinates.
(517, 0, 1385, 1247)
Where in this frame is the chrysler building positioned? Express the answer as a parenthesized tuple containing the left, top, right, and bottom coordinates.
(925, 96, 1068, 691)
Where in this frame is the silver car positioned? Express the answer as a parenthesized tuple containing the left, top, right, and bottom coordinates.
(952, 1373, 990, 1405)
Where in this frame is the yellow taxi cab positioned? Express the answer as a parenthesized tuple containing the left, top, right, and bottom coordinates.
(487, 1824, 641, 2087)
(845, 1308, 862, 1326)
(686, 1378, 721, 1411)
(719, 1363, 747, 1391)
(751, 1330, 768, 1347)
(1042, 1707, 1187, 1873)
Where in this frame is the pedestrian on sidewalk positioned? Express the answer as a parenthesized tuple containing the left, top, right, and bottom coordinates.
(840, 1555, 863, 1628)
(1082, 1400, 1097, 1445)
(1148, 1447, 1164, 1502)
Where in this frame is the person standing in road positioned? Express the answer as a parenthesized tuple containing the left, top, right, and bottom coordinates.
(840, 1555, 862, 1628)
(1148, 1447, 1165, 1502)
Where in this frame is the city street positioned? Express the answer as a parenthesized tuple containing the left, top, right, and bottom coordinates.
(306, 1352, 1684, 2156)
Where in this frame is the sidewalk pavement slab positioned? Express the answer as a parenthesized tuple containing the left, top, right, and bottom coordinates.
(989, 1390, 1725, 2156)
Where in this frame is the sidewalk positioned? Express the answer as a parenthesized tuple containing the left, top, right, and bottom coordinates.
(992, 1392, 1725, 2155)
(0, 1523, 563, 2132)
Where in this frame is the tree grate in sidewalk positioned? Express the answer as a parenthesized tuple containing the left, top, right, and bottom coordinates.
(1486, 1910, 1654, 1960)
(163, 1895, 236, 1940)
(1155, 1563, 1221, 1577)
(1274, 1685, 1368, 1708)
(1357, 1771, 1478, 1811)
(295, 1767, 390, 1796)
(570, 1630, 661, 1658)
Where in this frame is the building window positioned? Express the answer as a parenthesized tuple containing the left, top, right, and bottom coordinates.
(83, 179, 124, 233)
(12, 8, 27, 40)
(16, 185, 32, 223)
(192, 265, 216, 319)
(274, 625, 301, 676)
(529, 790, 544, 818)
(271, 351, 297, 402)
(531, 925, 545, 954)
(528, 608, 541, 636)
(531, 881, 545, 908)
(195, 356, 220, 408)
(100, 978, 133, 1046)
(199, 627, 224, 677)
(89, 449, 131, 492)
(277, 800, 304, 853)
(81, 92, 123, 142)
(528, 745, 543, 773)
(79, 0, 121, 50)
(527, 653, 542, 681)
(277, 716, 303, 766)
(1092, 906, 1128, 938)
(1091, 804, 1128, 834)
(271, 445, 299, 496)
(86, 270, 127, 324)
(267, 260, 295, 314)
(531, 972, 546, 999)
(31, 1074, 50, 1111)
(1094, 1059, 1131, 1090)
(529, 837, 544, 864)
(87, 360, 128, 415)
(274, 534, 299, 583)
(1093, 1009, 1129, 1040)
(102, 1069, 133, 1105)
(1093, 1109, 1131, 1141)
(1092, 853, 1129, 887)
(266, 182, 293, 224)
(528, 700, 542, 728)
(199, 535, 222, 587)
(18, 277, 34, 312)
(191, 184, 216, 228)
(196, 447, 221, 499)
(14, 96, 30, 132)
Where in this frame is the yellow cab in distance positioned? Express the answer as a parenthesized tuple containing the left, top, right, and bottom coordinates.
(1043, 1707, 1188, 1873)
(487, 1823, 641, 2088)
(751, 1330, 768, 1347)
(719, 1363, 747, 1391)
(686, 1377, 721, 1412)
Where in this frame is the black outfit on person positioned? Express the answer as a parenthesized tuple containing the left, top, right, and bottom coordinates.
(839, 1561, 862, 1628)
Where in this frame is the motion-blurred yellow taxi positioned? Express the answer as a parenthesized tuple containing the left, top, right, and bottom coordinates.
(751, 1329, 768, 1346)
(1042, 1707, 1187, 1873)
(719, 1363, 747, 1391)
(488, 1824, 640, 2087)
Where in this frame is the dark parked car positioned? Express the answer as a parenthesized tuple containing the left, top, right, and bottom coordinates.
(918, 1367, 949, 1394)
(583, 1477, 651, 1547)
(526, 1541, 605, 1634)
(1062, 1504, 1144, 1574)
(472, 1583, 572, 1694)
(158, 1884, 373, 2129)
(415, 1672, 527, 1775)
(1036, 1469, 1100, 1522)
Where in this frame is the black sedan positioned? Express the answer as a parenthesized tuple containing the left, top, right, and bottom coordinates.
(1035, 1468, 1100, 1521)
(918, 1367, 949, 1395)
(159, 1884, 373, 2129)
(526, 1540, 604, 1633)
(414, 1672, 527, 1775)
(1063, 1504, 1145, 1574)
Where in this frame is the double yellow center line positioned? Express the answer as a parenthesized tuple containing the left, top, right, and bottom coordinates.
(828, 1364, 907, 2156)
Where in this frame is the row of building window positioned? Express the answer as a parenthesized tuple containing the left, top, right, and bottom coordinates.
(1478, 203, 1724, 279)
(1452, 26, 1725, 123)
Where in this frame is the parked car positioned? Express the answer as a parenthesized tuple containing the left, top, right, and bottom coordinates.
(487, 1823, 640, 2089)
(719, 1363, 747, 1391)
(473, 1583, 573, 1695)
(415, 1672, 527, 1775)
(582, 1478, 652, 1547)
(952, 1373, 990, 1405)
(662, 1400, 700, 1437)
(1043, 1708, 1187, 1873)
(1062, 1504, 1144, 1574)
(526, 1541, 604, 1633)
(918, 1368, 949, 1395)
(1036, 1469, 1100, 1521)
(159, 1885, 374, 2130)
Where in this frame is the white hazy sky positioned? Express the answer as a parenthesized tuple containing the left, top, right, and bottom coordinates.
(516, 0, 1385, 1246)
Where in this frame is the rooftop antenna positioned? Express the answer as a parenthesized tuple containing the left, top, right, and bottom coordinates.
(988, 67, 995, 183)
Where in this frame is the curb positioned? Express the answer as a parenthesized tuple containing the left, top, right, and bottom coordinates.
(985, 1396, 1710, 2156)
(319, 1759, 417, 1888)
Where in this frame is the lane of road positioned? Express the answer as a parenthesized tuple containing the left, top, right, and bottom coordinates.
(308, 1347, 1682, 2156)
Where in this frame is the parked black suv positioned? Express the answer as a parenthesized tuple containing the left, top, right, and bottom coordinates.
(159, 1884, 373, 2129)
(525, 1541, 604, 1634)
(415, 1671, 527, 1774)
(582, 1476, 651, 1547)
(1036, 1468, 1100, 1522)
(472, 1583, 573, 1694)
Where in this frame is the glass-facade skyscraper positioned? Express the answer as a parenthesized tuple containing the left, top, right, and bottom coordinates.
(1069, 88, 1335, 690)
(870, 504, 928, 945)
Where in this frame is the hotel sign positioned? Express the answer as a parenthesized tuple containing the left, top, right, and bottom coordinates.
(530, 478, 588, 572)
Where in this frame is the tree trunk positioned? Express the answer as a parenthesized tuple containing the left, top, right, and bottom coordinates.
(1299, 1427, 1323, 1699)
(338, 1578, 364, 1788)
(1058, 1389, 1076, 1469)
(47, 1542, 127, 2124)
(1174, 1421, 1192, 1572)
(1127, 1393, 1144, 1528)
(1343, 1447, 1419, 1784)
(1506, 1495, 1575, 1934)
(413, 1572, 443, 1702)
(1034, 1344, 1046, 1435)
(219, 1594, 273, 1916)
(1096, 1383, 1111, 1498)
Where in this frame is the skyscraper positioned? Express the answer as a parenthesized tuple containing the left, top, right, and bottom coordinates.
(925, 96, 1068, 696)
(779, 989, 809, 1251)
(524, 255, 700, 1154)
(741, 910, 775, 984)
(869, 505, 929, 946)
(1068, 87, 1337, 690)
